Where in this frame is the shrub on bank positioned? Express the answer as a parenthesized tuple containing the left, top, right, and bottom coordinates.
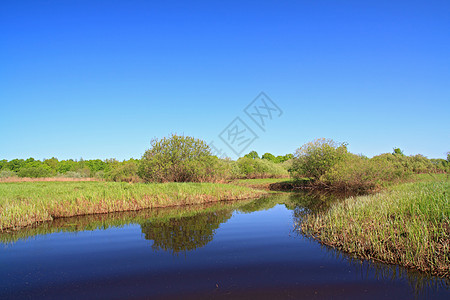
(320, 153, 411, 192)
(290, 139, 415, 192)
(233, 157, 289, 179)
(290, 138, 348, 181)
(105, 159, 141, 182)
(138, 134, 227, 183)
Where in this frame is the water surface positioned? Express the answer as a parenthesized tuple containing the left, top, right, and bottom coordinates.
(1, 193, 448, 299)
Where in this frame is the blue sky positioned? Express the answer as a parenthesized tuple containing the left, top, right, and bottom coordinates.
(1, 0, 449, 160)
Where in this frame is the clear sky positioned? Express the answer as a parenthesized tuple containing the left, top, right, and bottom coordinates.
(1, 0, 449, 160)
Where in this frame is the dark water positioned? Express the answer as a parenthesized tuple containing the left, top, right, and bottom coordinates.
(0, 193, 448, 299)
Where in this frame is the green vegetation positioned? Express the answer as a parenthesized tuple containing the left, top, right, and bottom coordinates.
(0, 192, 336, 246)
(244, 150, 293, 164)
(0, 199, 257, 245)
(231, 157, 289, 179)
(103, 159, 140, 182)
(301, 178, 450, 277)
(290, 138, 449, 192)
(0, 181, 264, 231)
(138, 134, 228, 183)
(0, 141, 292, 182)
(0, 157, 120, 179)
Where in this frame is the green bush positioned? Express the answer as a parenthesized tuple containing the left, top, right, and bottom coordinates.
(290, 139, 415, 191)
(62, 171, 90, 178)
(320, 153, 410, 192)
(138, 134, 227, 183)
(105, 160, 140, 182)
(260, 152, 293, 163)
(290, 138, 348, 181)
(280, 158, 294, 172)
(405, 154, 436, 173)
(56, 159, 78, 173)
(234, 157, 288, 179)
(0, 169, 17, 178)
(243, 151, 260, 159)
(6, 159, 25, 172)
(370, 153, 412, 180)
(17, 166, 53, 178)
(430, 159, 448, 173)
(261, 152, 276, 162)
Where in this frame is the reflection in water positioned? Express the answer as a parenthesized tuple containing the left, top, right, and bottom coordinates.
(0, 199, 254, 245)
(141, 210, 233, 254)
(287, 192, 450, 297)
(0, 191, 448, 297)
(315, 242, 450, 298)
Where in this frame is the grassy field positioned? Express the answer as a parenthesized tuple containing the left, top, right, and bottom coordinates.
(0, 181, 265, 231)
(301, 177, 449, 277)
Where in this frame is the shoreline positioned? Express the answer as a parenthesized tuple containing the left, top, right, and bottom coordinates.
(0, 181, 266, 232)
(301, 179, 450, 278)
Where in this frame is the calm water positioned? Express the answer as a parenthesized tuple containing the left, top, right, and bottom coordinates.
(0, 193, 448, 299)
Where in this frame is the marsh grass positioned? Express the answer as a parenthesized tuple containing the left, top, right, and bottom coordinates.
(301, 180, 450, 277)
(0, 181, 264, 231)
(0, 198, 260, 245)
(0, 177, 98, 183)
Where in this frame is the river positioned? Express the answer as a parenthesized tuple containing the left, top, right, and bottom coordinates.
(0, 193, 448, 299)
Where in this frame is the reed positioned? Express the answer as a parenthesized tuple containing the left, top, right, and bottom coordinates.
(0, 181, 264, 231)
(301, 179, 450, 277)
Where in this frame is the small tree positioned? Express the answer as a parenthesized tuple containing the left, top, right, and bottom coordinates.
(393, 148, 405, 156)
(138, 134, 225, 182)
(290, 138, 348, 180)
(261, 153, 276, 162)
(244, 151, 260, 160)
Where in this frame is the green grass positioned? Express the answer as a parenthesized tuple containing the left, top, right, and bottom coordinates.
(0, 198, 259, 245)
(301, 179, 450, 277)
(0, 193, 300, 245)
(0, 181, 265, 231)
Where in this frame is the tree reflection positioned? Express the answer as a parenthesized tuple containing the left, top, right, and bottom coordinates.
(140, 209, 233, 254)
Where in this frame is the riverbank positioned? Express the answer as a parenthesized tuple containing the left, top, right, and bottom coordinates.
(301, 178, 449, 277)
(0, 181, 265, 231)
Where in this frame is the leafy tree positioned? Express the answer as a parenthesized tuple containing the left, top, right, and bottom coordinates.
(275, 154, 294, 163)
(138, 134, 226, 182)
(290, 138, 348, 180)
(85, 159, 107, 175)
(243, 151, 260, 160)
(105, 159, 139, 182)
(393, 148, 405, 156)
(7, 159, 25, 172)
(0, 159, 7, 170)
(234, 157, 289, 179)
(141, 210, 233, 254)
(56, 159, 78, 173)
(25, 157, 35, 163)
(261, 152, 276, 162)
(44, 157, 59, 171)
(17, 162, 53, 178)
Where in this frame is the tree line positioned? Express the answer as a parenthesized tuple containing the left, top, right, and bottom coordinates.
(1, 135, 448, 188)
